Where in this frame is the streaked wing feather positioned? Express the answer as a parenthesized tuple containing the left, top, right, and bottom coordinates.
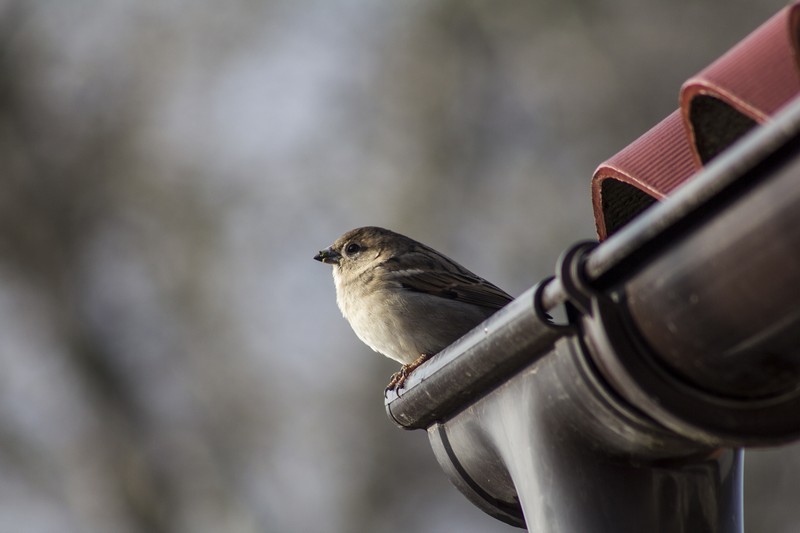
(389, 269, 512, 310)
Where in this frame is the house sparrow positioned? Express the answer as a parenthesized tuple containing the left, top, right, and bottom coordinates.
(314, 226, 513, 391)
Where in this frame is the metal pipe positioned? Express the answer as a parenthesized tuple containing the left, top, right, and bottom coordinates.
(427, 335, 743, 530)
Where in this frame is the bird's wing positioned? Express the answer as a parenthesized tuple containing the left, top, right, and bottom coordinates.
(386, 268, 513, 310)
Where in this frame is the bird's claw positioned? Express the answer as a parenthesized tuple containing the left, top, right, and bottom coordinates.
(384, 353, 432, 396)
(386, 367, 410, 393)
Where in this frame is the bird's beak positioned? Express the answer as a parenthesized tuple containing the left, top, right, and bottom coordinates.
(314, 247, 341, 265)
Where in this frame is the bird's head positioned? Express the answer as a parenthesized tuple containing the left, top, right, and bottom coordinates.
(314, 226, 409, 275)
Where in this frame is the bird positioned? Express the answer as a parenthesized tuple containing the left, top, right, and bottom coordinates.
(314, 226, 513, 392)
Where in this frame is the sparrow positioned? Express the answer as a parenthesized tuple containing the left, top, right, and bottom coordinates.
(314, 226, 513, 391)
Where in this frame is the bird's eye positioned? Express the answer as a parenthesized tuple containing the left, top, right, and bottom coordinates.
(345, 242, 361, 255)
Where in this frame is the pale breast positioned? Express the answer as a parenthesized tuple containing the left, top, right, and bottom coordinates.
(333, 268, 495, 365)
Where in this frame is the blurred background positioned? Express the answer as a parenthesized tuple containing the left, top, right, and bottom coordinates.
(1, 0, 798, 532)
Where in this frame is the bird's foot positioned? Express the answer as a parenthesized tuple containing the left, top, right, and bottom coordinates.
(385, 353, 432, 393)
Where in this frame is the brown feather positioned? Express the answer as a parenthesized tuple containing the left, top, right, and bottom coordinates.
(387, 266, 513, 310)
